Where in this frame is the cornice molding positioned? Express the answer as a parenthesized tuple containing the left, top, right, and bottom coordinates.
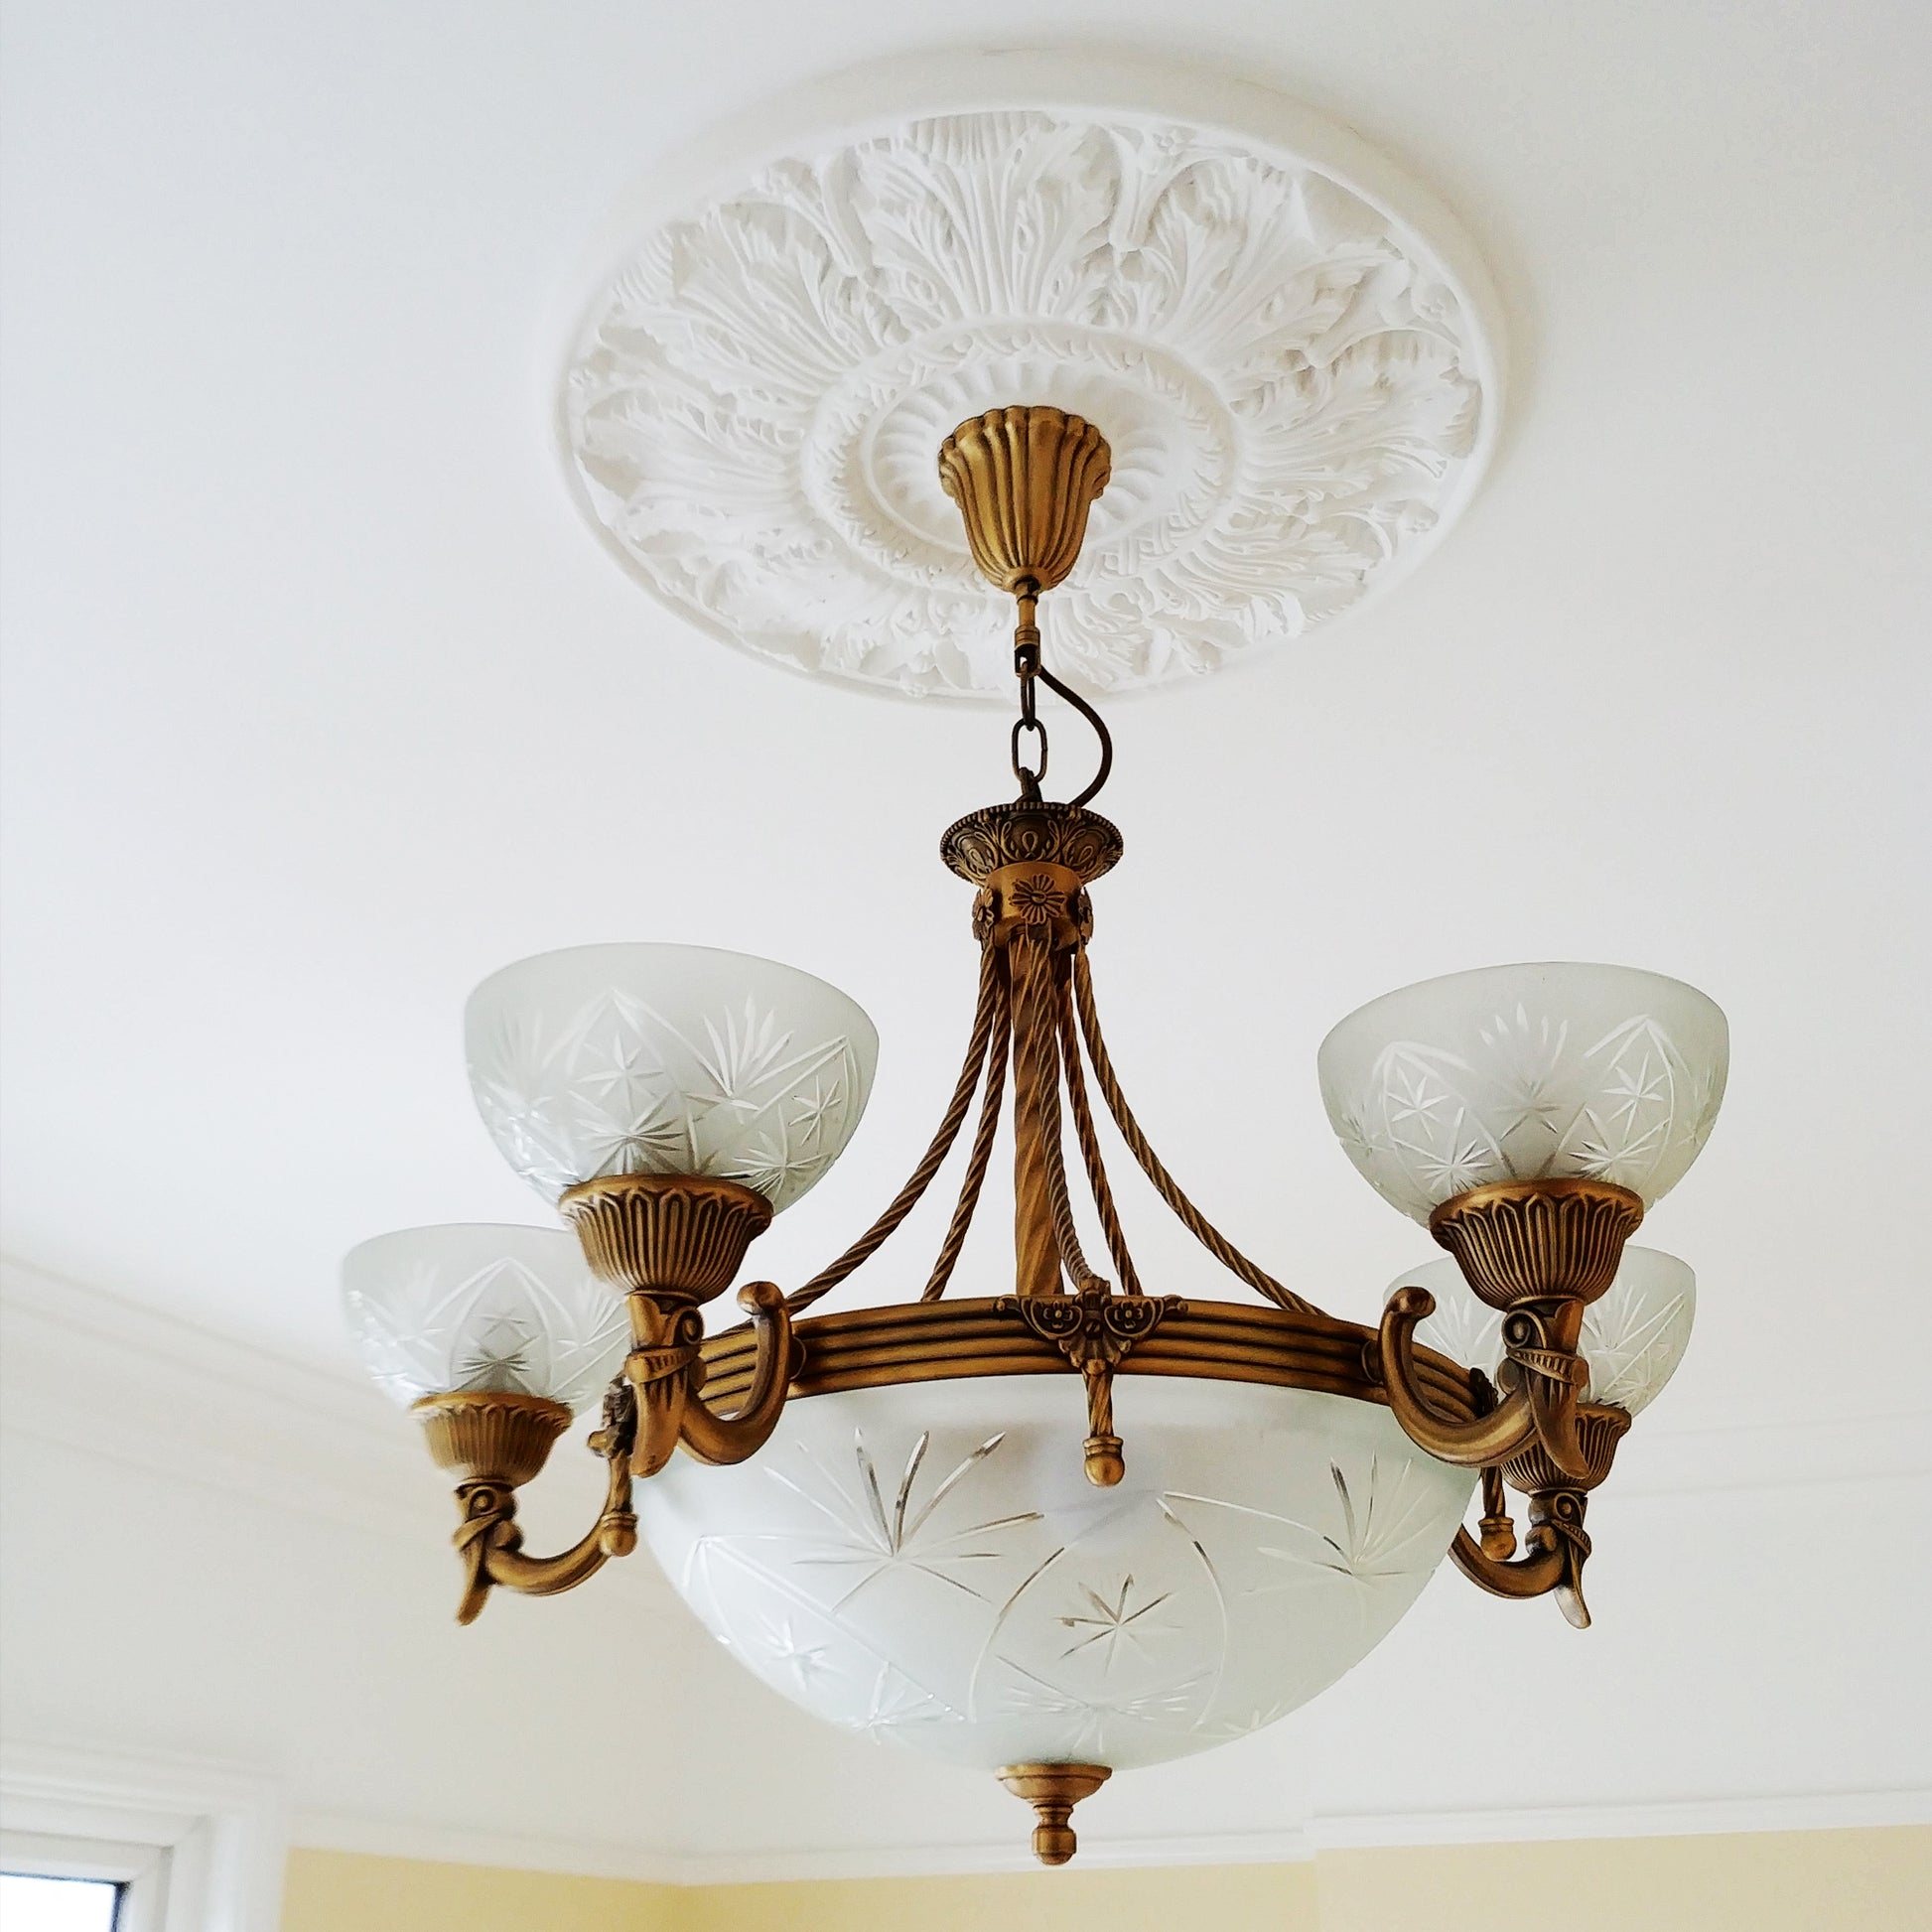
(293, 1787, 1932, 1886)
(0, 1738, 287, 1932)
(0, 1255, 440, 1541)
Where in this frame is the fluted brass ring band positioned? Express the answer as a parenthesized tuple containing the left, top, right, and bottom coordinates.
(700, 1296, 1479, 1420)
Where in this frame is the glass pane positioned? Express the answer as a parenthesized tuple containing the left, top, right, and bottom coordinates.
(0, 1874, 121, 1932)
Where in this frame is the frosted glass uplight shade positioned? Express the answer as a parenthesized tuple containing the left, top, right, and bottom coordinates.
(466, 943, 879, 1208)
(343, 1223, 628, 1412)
(637, 1373, 1474, 1772)
(1318, 962, 1727, 1222)
(1395, 1246, 1697, 1417)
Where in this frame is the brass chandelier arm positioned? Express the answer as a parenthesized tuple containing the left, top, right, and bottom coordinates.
(624, 1281, 797, 1476)
(1445, 1444, 1566, 1599)
(1377, 1288, 1600, 1484)
(1071, 950, 1316, 1315)
(1520, 1361, 1596, 1485)
(674, 1282, 795, 1466)
(922, 971, 1011, 1301)
(1374, 1287, 1539, 1465)
(461, 1446, 637, 1610)
(1449, 1522, 1568, 1600)
(423, 1384, 640, 1626)
(1054, 954, 1143, 1296)
(788, 948, 1004, 1313)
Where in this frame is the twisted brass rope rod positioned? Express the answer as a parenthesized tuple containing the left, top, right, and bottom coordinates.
(920, 970, 1011, 1302)
(1070, 949, 1315, 1315)
(787, 946, 1003, 1313)
(1054, 954, 1144, 1297)
(1014, 930, 1104, 1291)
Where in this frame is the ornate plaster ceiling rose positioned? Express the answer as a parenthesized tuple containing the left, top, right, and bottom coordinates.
(555, 52, 1504, 700)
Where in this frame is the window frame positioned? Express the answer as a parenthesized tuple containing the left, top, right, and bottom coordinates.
(0, 1745, 284, 1932)
(2, 1832, 166, 1932)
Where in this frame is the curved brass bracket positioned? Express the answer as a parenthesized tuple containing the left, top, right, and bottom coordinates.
(625, 1282, 796, 1476)
(1495, 1303, 1596, 1484)
(1449, 1521, 1567, 1601)
(1377, 1287, 1598, 1481)
(1375, 1287, 1540, 1465)
(1450, 1491, 1597, 1629)
(1444, 1404, 1631, 1629)
(418, 1383, 639, 1626)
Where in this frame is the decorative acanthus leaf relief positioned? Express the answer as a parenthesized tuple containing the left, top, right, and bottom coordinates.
(561, 110, 1490, 700)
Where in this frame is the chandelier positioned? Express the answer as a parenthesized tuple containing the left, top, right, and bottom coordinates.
(344, 407, 1726, 1865)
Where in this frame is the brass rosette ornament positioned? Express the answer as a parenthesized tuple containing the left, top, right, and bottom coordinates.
(345, 406, 1727, 1864)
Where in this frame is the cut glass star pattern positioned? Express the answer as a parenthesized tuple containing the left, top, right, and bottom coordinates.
(634, 1377, 1472, 1772)
(342, 1226, 628, 1412)
(1319, 965, 1727, 1221)
(466, 946, 877, 1210)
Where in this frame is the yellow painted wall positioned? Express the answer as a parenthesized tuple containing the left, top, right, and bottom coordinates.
(1314, 1829, 1931, 1932)
(281, 1851, 678, 1932)
(678, 1859, 1319, 1932)
(284, 1827, 1931, 1932)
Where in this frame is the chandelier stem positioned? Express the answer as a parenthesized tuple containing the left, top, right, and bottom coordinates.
(921, 963, 1011, 1302)
(787, 948, 1004, 1313)
(1011, 932, 1082, 1294)
(1071, 951, 1315, 1315)
(1022, 933, 1107, 1291)
(1055, 954, 1143, 1296)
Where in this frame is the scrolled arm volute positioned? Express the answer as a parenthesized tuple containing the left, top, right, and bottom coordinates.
(1495, 1305, 1596, 1485)
(677, 1282, 796, 1466)
(1449, 1521, 1567, 1600)
(621, 1281, 797, 1477)
(1376, 1287, 1539, 1465)
(449, 1381, 639, 1625)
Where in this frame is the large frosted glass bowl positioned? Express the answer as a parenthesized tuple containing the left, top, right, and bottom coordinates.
(1395, 1247, 1697, 1418)
(342, 1223, 628, 1412)
(1317, 962, 1727, 1222)
(636, 1373, 1474, 1771)
(466, 943, 879, 1208)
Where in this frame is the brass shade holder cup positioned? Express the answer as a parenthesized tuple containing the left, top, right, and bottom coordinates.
(416, 1388, 573, 1489)
(561, 1172, 773, 1303)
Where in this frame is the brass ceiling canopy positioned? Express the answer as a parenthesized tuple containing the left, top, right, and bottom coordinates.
(345, 402, 1727, 1866)
(937, 406, 1112, 597)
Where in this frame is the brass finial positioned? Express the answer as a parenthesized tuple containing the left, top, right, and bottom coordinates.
(997, 1762, 1112, 1865)
(938, 406, 1111, 596)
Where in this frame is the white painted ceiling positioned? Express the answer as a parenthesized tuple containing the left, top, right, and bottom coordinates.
(3, 0, 1929, 1873)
